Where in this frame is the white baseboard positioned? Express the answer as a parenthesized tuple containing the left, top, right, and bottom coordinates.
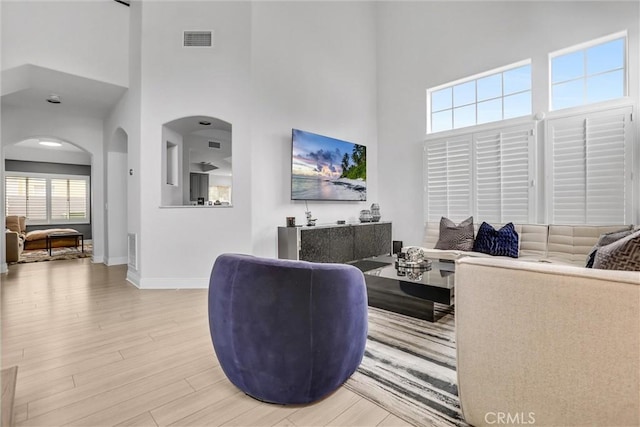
(105, 256, 128, 266)
(92, 255, 104, 264)
(1, 262, 7, 274)
(138, 277, 209, 289)
(126, 269, 141, 288)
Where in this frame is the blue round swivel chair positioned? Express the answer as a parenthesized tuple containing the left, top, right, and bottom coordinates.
(208, 253, 368, 404)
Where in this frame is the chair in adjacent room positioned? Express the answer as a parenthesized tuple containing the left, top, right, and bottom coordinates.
(208, 253, 368, 404)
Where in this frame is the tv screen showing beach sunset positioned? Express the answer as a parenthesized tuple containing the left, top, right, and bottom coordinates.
(291, 129, 366, 201)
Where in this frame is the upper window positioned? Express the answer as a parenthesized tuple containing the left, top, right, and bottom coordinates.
(550, 33, 627, 110)
(428, 61, 532, 134)
(5, 174, 90, 225)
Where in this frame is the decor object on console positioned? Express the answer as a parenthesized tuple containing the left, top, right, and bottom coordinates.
(359, 210, 372, 223)
(208, 253, 367, 404)
(370, 203, 381, 222)
(434, 216, 474, 251)
(304, 201, 316, 226)
(305, 210, 316, 226)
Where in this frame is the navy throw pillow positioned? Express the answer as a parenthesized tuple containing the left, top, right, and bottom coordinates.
(473, 222, 519, 258)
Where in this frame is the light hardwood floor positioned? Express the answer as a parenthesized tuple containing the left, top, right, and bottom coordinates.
(1, 259, 414, 427)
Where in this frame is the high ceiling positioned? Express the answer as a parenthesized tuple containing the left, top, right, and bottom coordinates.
(1, 64, 128, 119)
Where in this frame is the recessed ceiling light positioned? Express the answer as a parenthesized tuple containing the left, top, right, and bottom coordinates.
(199, 120, 211, 126)
(39, 141, 62, 147)
(46, 94, 61, 104)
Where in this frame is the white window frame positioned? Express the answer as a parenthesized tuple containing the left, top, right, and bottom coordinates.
(5, 172, 91, 225)
(427, 59, 532, 134)
(549, 31, 628, 112)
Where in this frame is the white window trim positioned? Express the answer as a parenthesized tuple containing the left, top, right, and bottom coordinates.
(427, 59, 532, 134)
(548, 30, 628, 112)
(425, 115, 536, 143)
(5, 171, 91, 225)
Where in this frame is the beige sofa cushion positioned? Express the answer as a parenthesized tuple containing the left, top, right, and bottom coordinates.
(455, 257, 640, 426)
(546, 225, 632, 265)
(516, 224, 548, 259)
(6, 215, 26, 234)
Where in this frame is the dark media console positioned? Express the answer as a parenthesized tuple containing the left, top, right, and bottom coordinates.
(277, 222, 392, 264)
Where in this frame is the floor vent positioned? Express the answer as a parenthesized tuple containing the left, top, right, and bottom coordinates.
(208, 141, 221, 149)
(183, 31, 213, 47)
(128, 233, 138, 270)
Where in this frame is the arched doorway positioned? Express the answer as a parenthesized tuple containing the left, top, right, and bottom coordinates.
(2, 136, 93, 266)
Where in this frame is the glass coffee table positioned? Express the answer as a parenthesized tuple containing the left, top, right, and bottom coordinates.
(358, 255, 455, 322)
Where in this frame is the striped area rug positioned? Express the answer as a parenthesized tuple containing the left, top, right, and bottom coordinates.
(345, 306, 469, 427)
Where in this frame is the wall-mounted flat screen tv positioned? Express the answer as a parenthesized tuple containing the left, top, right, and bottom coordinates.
(291, 129, 366, 201)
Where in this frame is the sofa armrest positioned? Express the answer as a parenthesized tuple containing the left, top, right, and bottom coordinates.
(455, 257, 639, 426)
(5, 231, 23, 262)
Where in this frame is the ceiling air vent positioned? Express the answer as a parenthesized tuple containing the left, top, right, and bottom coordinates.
(208, 141, 221, 149)
(184, 31, 213, 48)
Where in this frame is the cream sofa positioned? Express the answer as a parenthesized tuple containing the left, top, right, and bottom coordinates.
(455, 257, 640, 426)
(421, 222, 634, 266)
(5, 215, 26, 263)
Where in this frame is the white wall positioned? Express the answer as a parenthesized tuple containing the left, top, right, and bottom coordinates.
(106, 150, 128, 265)
(1, 0, 129, 87)
(136, 1, 253, 288)
(250, 1, 379, 257)
(104, 0, 142, 284)
(376, 1, 640, 245)
(1, 105, 106, 262)
(161, 126, 183, 206)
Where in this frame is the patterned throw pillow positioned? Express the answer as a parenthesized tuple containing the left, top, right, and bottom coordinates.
(434, 216, 474, 251)
(593, 230, 640, 271)
(585, 228, 633, 268)
(473, 222, 519, 258)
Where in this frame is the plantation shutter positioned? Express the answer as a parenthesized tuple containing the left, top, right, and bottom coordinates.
(26, 178, 47, 221)
(424, 135, 472, 222)
(474, 125, 534, 223)
(51, 179, 69, 220)
(68, 179, 88, 220)
(5, 176, 27, 217)
(51, 178, 88, 221)
(546, 106, 632, 224)
(6, 177, 48, 221)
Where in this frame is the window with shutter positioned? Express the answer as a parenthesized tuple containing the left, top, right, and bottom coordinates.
(546, 106, 632, 224)
(474, 126, 534, 223)
(5, 176, 27, 217)
(424, 123, 535, 224)
(4, 174, 90, 225)
(424, 135, 472, 222)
